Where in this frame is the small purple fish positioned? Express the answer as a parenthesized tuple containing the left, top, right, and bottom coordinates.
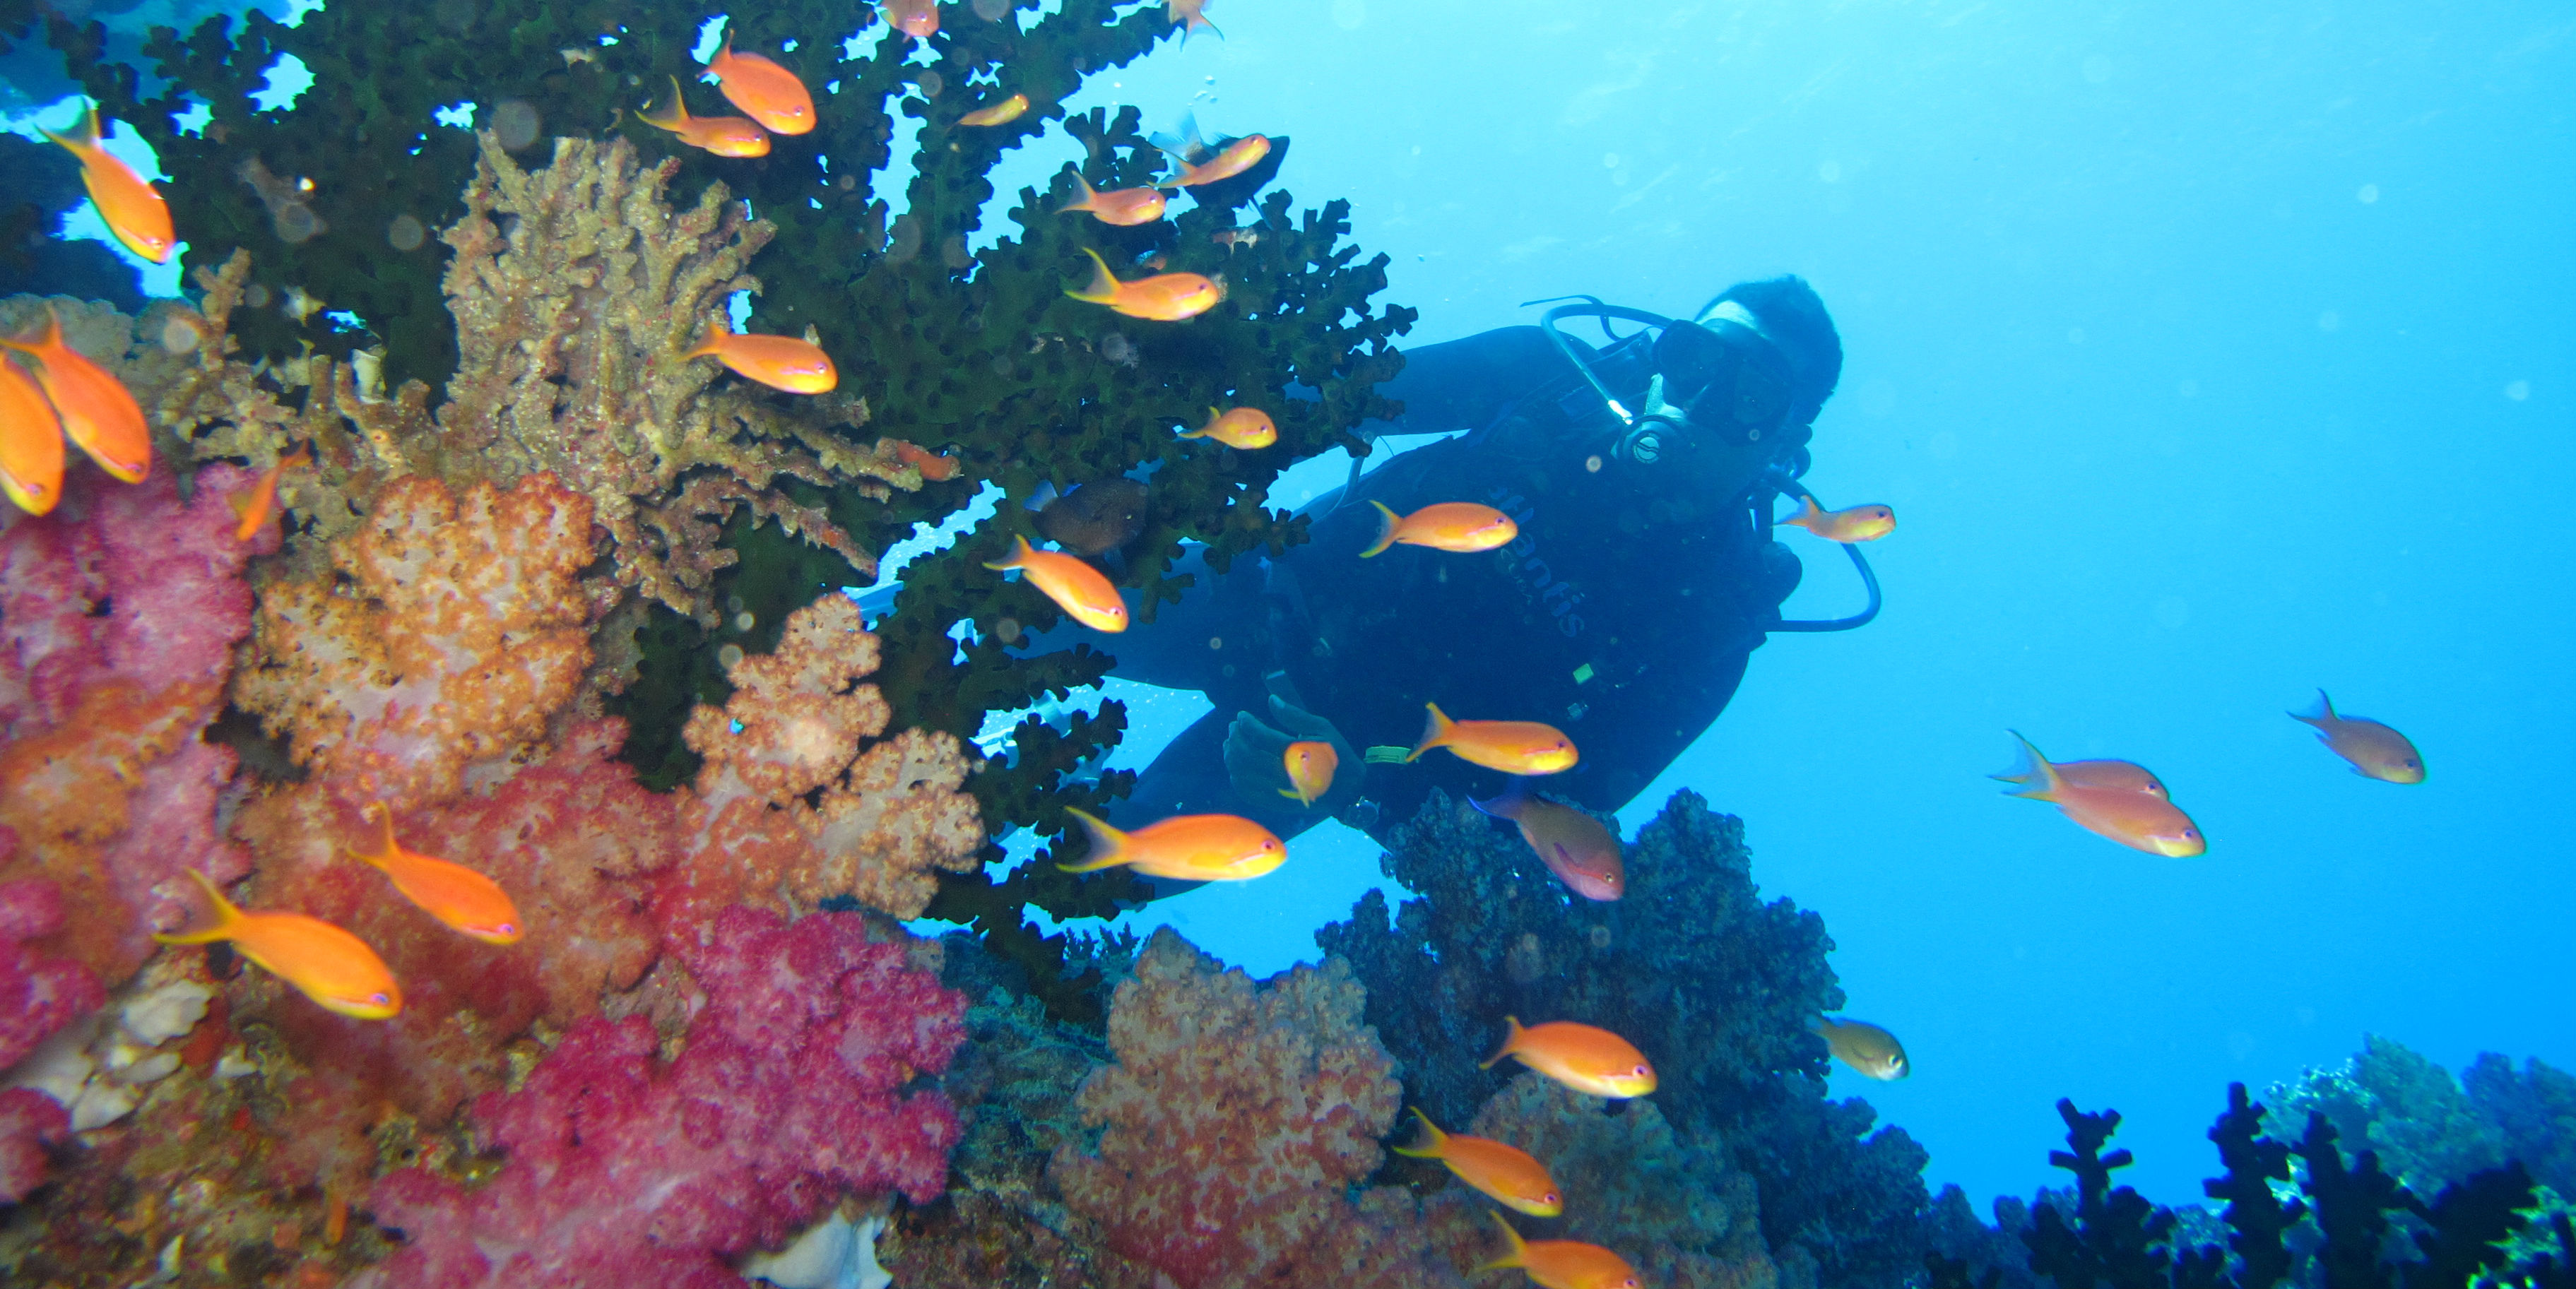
(1472, 788, 1624, 901)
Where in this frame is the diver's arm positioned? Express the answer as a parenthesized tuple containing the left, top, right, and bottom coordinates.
(1354, 326, 1593, 438)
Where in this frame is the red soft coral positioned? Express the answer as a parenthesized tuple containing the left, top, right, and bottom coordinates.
(361, 907, 964, 1288)
(0, 876, 105, 1071)
(0, 1086, 69, 1203)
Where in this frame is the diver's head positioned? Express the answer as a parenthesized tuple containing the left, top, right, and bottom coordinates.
(1614, 276, 1841, 492)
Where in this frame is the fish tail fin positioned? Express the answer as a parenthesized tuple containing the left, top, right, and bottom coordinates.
(1026, 480, 1061, 511)
(1053, 806, 1131, 872)
(1058, 170, 1098, 213)
(1408, 702, 1455, 764)
(1776, 494, 1821, 528)
(2291, 689, 2334, 726)
(153, 869, 241, 945)
(1064, 248, 1120, 303)
(41, 105, 103, 155)
(280, 441, 314, 470)
(1176, 408, 1215, 439)
(981, 533, 1035, 572)
(678, 319, 728, 360)
(1479, 1015, 1524, 1069)
(2000, 731, 2064, 801)
(1359, 499, 1402, 557)
(1477, 1211, 1530, 1272)
(1468, 780, 1527, 820)
(639, 77, 690, 131)
(225, 487, 252, 521)
(1387, 1106, 1448, 1158)
(346, 804, 397, 871)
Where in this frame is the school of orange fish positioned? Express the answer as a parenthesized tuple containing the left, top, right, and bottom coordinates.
(3, 3, 2427, 1283)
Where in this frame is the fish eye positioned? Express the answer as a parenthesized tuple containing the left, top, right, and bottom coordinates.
(1632, 1064, 1648, 1076)
(2184, 829, 2200, 839)
(369, 992, 390, 1005)
(1544, 1192, 1559, 1203)
(496, 923, 518, 935)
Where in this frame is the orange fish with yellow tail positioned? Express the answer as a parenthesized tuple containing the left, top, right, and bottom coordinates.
(1059, 174, 1167, 227)
(0, 357, 66, 516)
(1411, 703, 1576, 775)
(1160, 134, 1271, 189)
(155, 870, 402, 1020)
(983, 533, 1128, 631)
(2291, 691, 2424, 783)
(42, 107, 174, 263)
(1991, 756, 2166, 798)
(1179, 405, 1276, 449)
(1390, 1108, 1562, 1216)
(1776, 494, 1895, 542)
(1065, 247, 1222, 321)
(1359, 499, 1516, 557)
(639, 78, 772, 158)
(1481, 1212, 1641, 1289)
(2000, 732, 2205, 857)
(350, 806, 524, 945)
(683, 320, 837, 393)
(1167, 0, 1222, 40)
(887, 439, 962, 481)
(1483, 1016, 1655, 1098)
(1280, 740, 1337, 807)
(959, 93, 1030, 127)
(1056, 807, 1285, 881)
(229, 442, 312, 540)
(704, 37, 814, 135)
(0, 307, 149, 482)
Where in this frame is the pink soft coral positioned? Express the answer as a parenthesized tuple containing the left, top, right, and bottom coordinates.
(0, 874, 101, 1206)
(360, 907, 964, 1288)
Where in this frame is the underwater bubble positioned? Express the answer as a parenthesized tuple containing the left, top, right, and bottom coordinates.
(735, 612, 755, 632)
(273, 203, 321, 244)
(973, 0, 1010, 20)
(1207, 636, 1222, 651)
(726, 594, 745, 614)
(386, 213, 427, 251)
(995, 617, 1020, 643)
(2357, 183, 2380, 204)
(2317, 310, 2341, 331)
(1588, 924, 1612, 951)
(158, 313, 203, 355)
(717, 643, 745, 670)
(837, 173, 858, 191)
(1602, 152, 1620, 169)
(1584, 454, 1602, 473)
(243, 283, 273, 309)
(916, 69, 945, 98)
(2505, 380, 2530, 401)
(492, 99, 543, 151)
(1098, 332, 1137, 366)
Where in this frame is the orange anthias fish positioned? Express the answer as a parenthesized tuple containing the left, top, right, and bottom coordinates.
(1160, 133, 1271, 189)
(682, 321, 837, 393)
(0, 356, 66, 516)
(350, 807, 523, 945)
(1814, 1017, 1910, 1080)
(983, 533, 1129, 631)
(888, 439, 962, 481)
(958, 93, 1030, 127)
(1481, 1213, 1641, 1289)
(2291, 690, 2424, 784)
(155, 870, 401, 1020)
(1167, 0, 1222, 40)
(1482, 1016, 1655, 1099)
(705, 37, 815, 135)
(1178, 405, 1276, 449)
(1472, 788, 1623, 901)
(1280, 739, 1337, 807)
(1390, 1108, 1561, 1216)
(0, 307, 148, 482)
(1064, 247, 1223, 321)
(883, 0, 939, 40)
(1411, 703, 1578, 776)
(639, 78, 772, 158)
(1059, 174, 1168, 227)
(42, 107, 175, 263)
(229, 442, 312, 541)
(1359, 499, 1517, 557)
(2000, 732, 2205, 857)
(1056, 807, 1285, 881)
(1776, 494, 1895, 543)
(1991, 755, 2166, 797)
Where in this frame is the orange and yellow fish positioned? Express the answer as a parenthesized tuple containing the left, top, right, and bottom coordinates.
(983, 533, 1128, 631)
(1166, 0, 1222, 40)
(888, 439, 962, 482)
(0, 356, 66, 516)
(2000, 732, 2205, 857)
(1991, 756, 2166, 798)
(42, 107, 174, 264)
(1472, 788, 1623, 901)
(2291, 690, 2423, 784)
(1411, 703, 1577, 776)
(229, 442, 312, 541)
(350, 807, 523, 945)
(882, 0, 939, 40)
(1065, 247, 1222, 321)
(1056, 807, 1285, 881)
(1160, 133, 1270, 189)
(155, 869, 402, 1020)
(1482, 1016, 1655, 1099)
(683, 320, 837, 393)
(1814, 1016, 1910, 1080)
(639, 78, 772, 158)
(1058, 174, 1168, 227)
(0, 307, 148, 483)
(1390, 1108, 1561, 1216)
(1776, 495, 1895, 543)
(704, 37, 815, 135)
(1280, 739, 1337, 807)
(959, 93, 1030, 127)
(1179, 405, 1276, 449)
(1481, 1213, 1641, 1289)
(1359, 499, 1516, 557)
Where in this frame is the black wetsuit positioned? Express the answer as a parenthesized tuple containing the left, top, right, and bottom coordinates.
(1081, 324, 1804, 840)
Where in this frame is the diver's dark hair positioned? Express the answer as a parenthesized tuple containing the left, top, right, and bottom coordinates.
(1700, 275, 1842, 427)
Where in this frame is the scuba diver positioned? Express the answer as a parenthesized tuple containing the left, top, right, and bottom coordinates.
(1042, 275, 1874, 866)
